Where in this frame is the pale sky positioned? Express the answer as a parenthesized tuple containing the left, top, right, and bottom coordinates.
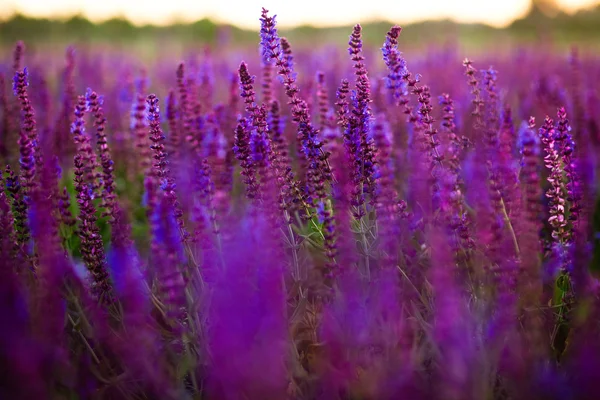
(1, 0, 598, 28)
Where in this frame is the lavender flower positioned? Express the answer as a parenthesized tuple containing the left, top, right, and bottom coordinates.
(464, 60, 520, 265)
(0, 173, 17, 259)
(239, 62, 257, 115)
(86, 88, 115, 216)
(269, 100, 289, 167)
(5, 165, 30, 254)
(13, 68, 40, 192)
(147, 94, 188, 242)
(540, 116, 568, 245)
(438, 94, 475, 263)
(73, 152, 114, 305)
(233, 117, 259, 200)
(381, 26, 408, 103)
(347, 24, 378, 209)
(71, 98, 113, 304)
(260, 8, 331, 203)
(58, 186, 76, 227)
(556, 107, 581, 230)
(384, 25, 443, 216)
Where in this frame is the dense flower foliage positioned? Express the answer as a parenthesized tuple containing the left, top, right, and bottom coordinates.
(1, 7, 600, 400)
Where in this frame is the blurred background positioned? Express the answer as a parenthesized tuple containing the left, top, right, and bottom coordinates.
(0, 0, 599, 52)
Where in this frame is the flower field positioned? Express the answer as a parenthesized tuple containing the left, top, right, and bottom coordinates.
(1, 7, 600, 400)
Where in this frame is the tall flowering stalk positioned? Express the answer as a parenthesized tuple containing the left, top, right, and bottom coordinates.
(539, 110, 579, 359)
(238, 63, 277, 204)
(259, 22, 274, 105)
(268, 102, 308, 288)
(73, 154, 114, 305)
(239, 63, 298, 284)
(516, 117, 545, 355)
(86, 89, 116, 217)
(260, 8, 331, 204)
(481, 70, 509, 238)
(71, 96, 100, 192)
(238, 64, 258, 130)
(147, 94, 189, 244)
(251, 104, 275, 190)
(555, 108, 581, 261)
(439, 93, 474, 267)
(331, 79, 359, 271)
(464, 59, 520, 263)
(331, 78, 351, 192)
(4, 166, 29, 255)
(335, 79, 350, 141)
(347, 24, 378, 212)
(540, 117, 568, 251)
(0, 171, 18, 260)
(58, 186, 76, 228)
(557, 108, 582, 233)
(381, 26, 408, 105)
(498, 104, 526, 254)
(371, 117, 405, 268)
(233, 117, 259, 200)
(13, 68, 40, 192)
(383, 26, 443, 215)
(71, 97, 114, 305)
(413, 83, 443, 210)
(192, 159, 220, 240)
(239, 57, 306, 293)
(269, 100, 289, 168)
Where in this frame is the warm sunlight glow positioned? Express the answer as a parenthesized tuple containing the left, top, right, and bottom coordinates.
(1, 0, 598, 27)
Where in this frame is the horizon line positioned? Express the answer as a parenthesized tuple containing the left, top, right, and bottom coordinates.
(1, 1, 598, 30)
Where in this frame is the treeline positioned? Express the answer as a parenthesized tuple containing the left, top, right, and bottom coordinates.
(0, 1, 599, 46)
(0, 14, 245, 44)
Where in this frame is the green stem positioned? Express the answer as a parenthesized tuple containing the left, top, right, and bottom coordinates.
(499, 197, 520, 257)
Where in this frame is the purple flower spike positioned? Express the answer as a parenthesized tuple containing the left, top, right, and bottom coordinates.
(259, 8, 331, 203)
(86, 88, 115, 217)
(73, 150, 114, 306)
(147, 94, 189, 242)
(13, 68, 40, 192)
